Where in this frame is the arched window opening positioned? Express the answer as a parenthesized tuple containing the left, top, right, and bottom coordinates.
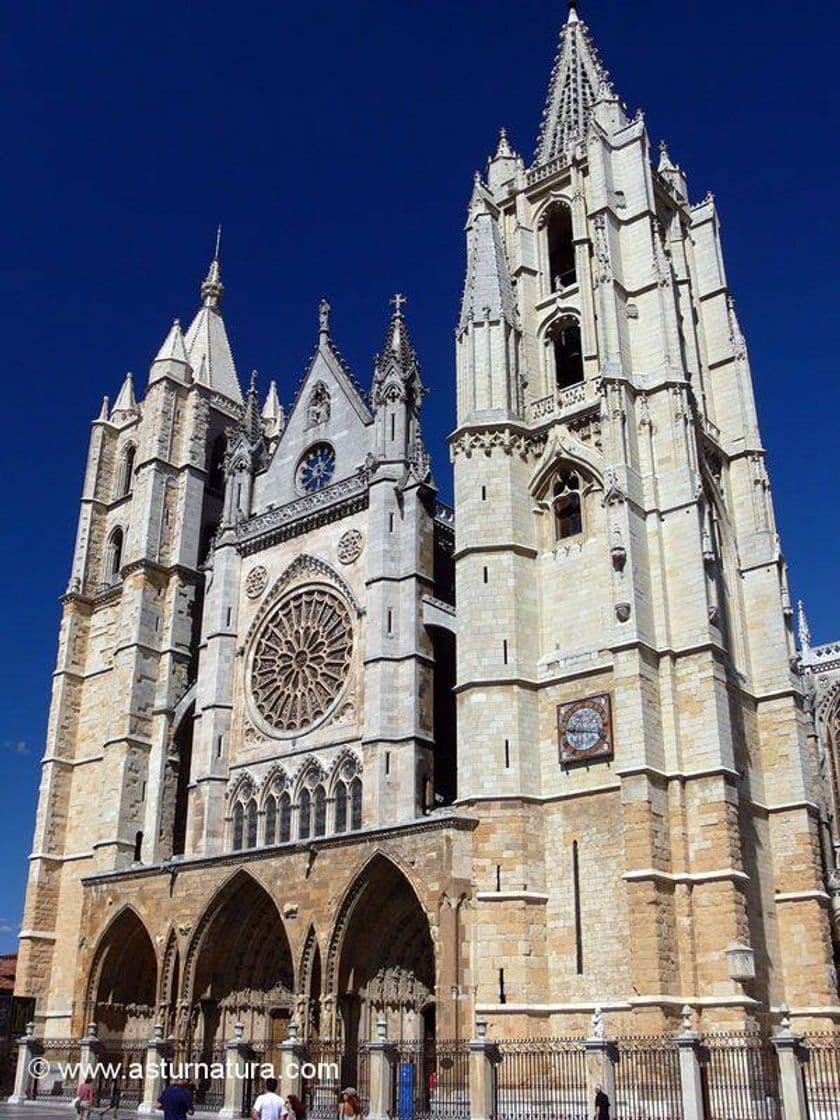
(547, 205, 576, 290)
(265, 796, 277, 845)
(335, 782, 348, 834)
(314, 785, 327, 837)
(350, 778, 363, 831)
(553, 321, 584, 389)
(107, 528, 124, 582)
(208, 434, 226, 495)
(246, 799, 258, 849)
(299, 789, 312, 840)
(553, 472, 583, 540)
(119, 445, 136, 498)
(279, 792, 292, 843)
(232, 803, 244, 851)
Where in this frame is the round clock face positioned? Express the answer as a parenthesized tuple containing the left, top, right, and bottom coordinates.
(565, 706, 604, 752)
(296, 443, 336, 494)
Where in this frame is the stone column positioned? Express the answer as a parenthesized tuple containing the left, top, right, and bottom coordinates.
(773, 1016, 808, 1120)
(139, 1024, 169, 1115)
(79, 1023, 101, 1102)
(279, 1022, 305, 1101)
(7, 1021, 39, 1104)
(584, 1011, 616, 1110)
(468, 1020, 497, 1120)
(220, 1022, 251, 1120)
(675, 1009, 706, 1120)
(366, 1017, 395, 1120)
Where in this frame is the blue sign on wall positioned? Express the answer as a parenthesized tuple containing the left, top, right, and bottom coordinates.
(397, 1062, 416, 1120)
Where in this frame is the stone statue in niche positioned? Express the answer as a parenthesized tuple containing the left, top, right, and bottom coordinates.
(307, 382, 330, 427)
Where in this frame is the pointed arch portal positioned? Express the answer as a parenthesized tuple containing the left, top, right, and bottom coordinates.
(332, 857, 436, 1050)
(88, 909, 157, 1041)
(186, 871, 294, 1049)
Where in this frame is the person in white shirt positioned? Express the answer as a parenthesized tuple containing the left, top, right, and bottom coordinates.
(251, 1078, 288, 1120)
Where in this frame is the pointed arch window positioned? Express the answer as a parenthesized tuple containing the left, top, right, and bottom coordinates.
(208, 434, 226, 495)
(279, 792, 292, 843)
(232, 802, 244, 851)
(350, 778, 363, 831)
(314, 785, 327, 837)
(553, 319, 584, 390)
(119, 445, 136, 498)
(553, 472, 583, 540)
(334, 782, 348, 834)
(546, 205, 576, 290)
(245, 799, 258, 848)
(265, 795, 277, 845)
(107, 527, 124, 582)
(299, 789, 312, 840)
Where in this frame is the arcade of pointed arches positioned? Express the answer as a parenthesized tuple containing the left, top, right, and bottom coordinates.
(83, 857, 437, 1054)
(227, 753, 364, 850)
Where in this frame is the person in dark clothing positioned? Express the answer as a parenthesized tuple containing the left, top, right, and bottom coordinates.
(594, 1083, 610, 1120)
(158, 1079, 194, 1120)
(285, 1095, 306, 1120)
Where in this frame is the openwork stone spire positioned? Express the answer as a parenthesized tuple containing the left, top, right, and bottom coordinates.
(534, 2, 610, 164)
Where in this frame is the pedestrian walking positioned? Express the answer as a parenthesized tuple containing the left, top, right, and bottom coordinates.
(158, 1078, 195, 1120)
(76, 1074, 94, 1120)
(338, 1087, 363, 1117)
(251, 1075, 288, 1120)
(98, 1083, 121, 1119)
(285, 1093, 306, 1120)
(593, 1083, 610, 1120)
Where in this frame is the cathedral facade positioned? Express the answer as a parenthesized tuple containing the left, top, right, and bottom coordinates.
(16, 1, 840, 1060)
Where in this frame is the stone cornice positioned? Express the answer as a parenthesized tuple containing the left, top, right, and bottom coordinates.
(236, 470, 370, 555)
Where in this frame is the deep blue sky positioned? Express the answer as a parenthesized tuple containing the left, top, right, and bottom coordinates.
(1, 0, 837, 953)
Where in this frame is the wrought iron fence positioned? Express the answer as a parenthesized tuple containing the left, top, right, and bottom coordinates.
(700, 1033, 781, 1120)
(96, 1040, 147, 1107)
(802, 1032, 840, 1120)
(171, 1040, 227, 1112)
(27, 1038, 81, 1102)
(614, 1036, 683, 1120)
(302, 1039, 352, 1118)
(389, 1039, 469, 1120)
(490, 1037, 588, 1120)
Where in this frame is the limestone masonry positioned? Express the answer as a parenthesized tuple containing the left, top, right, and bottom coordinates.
(16, 1, 840, 1055)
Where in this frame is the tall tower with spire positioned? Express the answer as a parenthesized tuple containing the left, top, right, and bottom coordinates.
(453, 0, 836, 1026)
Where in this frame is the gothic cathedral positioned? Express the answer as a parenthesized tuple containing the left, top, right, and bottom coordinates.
(16, 0, 839, 1060)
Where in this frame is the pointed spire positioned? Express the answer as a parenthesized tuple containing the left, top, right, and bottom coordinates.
(374, 294, 423, 394)
(658, 140, 676, 173)
(535, 2, 621, 164)
(97, 395, 110, 422)
(184, 238, 242, 402)
(262, 379, 285, 439)
(154, 319, 189, 364)
(241, 370, 262, 444)
(798, 601, 812, 653)
(111, 372, 138, 420)
(201, 227, 224, 309)
(495, 127, 513, 159)
(459, 191, 517, 331)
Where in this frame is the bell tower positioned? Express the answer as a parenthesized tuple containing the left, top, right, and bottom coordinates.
(453, 0, 836, 1023)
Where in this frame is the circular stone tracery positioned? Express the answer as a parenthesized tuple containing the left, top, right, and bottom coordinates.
(250, 586, 353, 734)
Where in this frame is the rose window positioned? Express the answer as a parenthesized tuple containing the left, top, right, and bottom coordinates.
(250, 586, 353, 733)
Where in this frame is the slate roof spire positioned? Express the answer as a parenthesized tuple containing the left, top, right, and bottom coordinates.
(534, 1, 616, 164)
(183, 232, 243, 403)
